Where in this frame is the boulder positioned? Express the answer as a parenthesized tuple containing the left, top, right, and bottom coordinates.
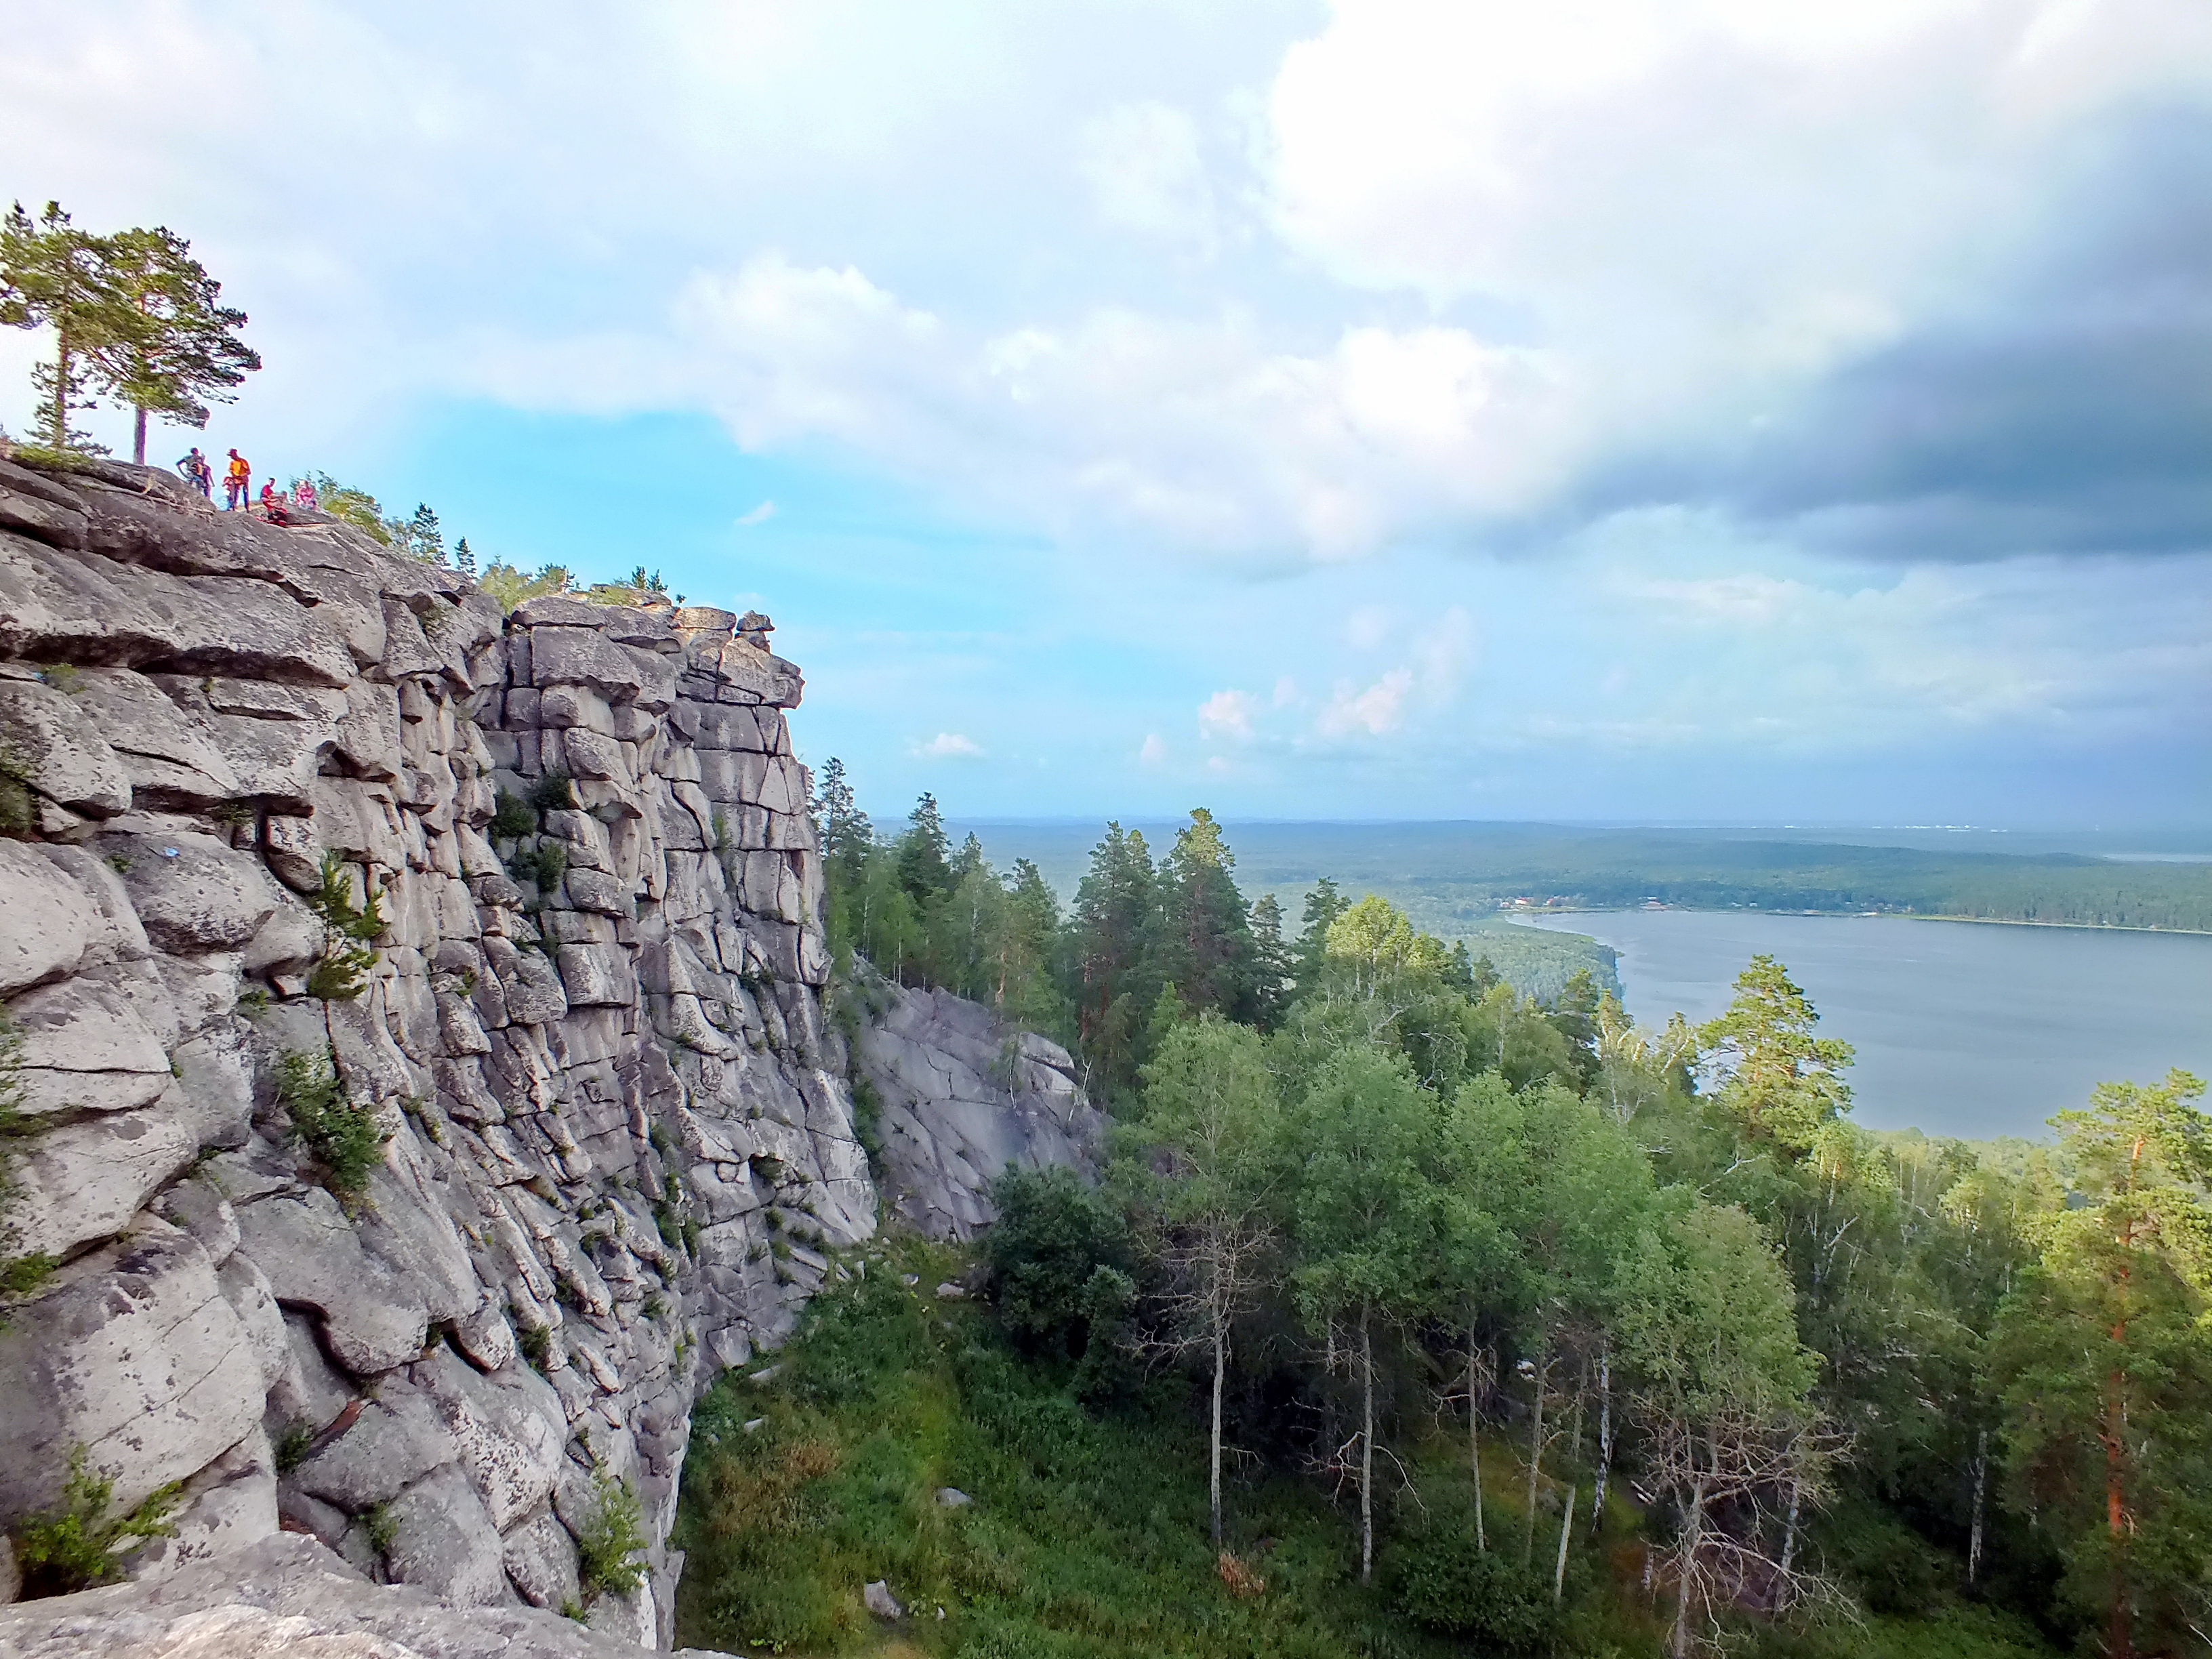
(0, 676, 129, 815)
(501, 1504, 582, 1610)
(70, 668, 239, 804)
(101, 831, 277, 952)
(383, 1463, 513, 1609)
(288, 1385, 456, 1512)
(5, 975, 173, 1116)
(409, 1347, 567, 1531)
(857, 980, 1103, 1240)
(6, 1101, 201, 1258)
(0, 1218, 263, 1521)
(122, 1425, 279, 1581)
(0, 1532, 716, 1659)
(0, 466, 89, 550)
(0, 840, 102, 992)
(232, 1188, 430, 1375)
(554, 943, 635, 1008)
(864, 1580, 903, 1620)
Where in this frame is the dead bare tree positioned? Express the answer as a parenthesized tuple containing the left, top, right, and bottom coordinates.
(1639, 1404, 1852, 1657)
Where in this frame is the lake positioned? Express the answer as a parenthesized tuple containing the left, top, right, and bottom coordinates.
(1515, 911, 2212, 1140)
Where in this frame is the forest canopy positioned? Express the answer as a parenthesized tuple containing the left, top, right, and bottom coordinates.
(767, 762, 2212, 1659)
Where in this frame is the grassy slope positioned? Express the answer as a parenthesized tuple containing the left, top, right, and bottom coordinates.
(674, 1235, 2058, 1659)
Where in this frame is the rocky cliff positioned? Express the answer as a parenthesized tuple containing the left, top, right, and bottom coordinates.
(0, 455, 1092, 1649)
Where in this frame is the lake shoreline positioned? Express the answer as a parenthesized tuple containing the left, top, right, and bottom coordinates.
(1513, 907, 2212, 939)
(1509, 907, 2211, 1140)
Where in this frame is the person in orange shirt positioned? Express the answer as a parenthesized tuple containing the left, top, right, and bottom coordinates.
(224, 449, 249, 510)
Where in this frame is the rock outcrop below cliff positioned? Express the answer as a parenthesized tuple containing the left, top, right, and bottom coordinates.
(0, 457, 872, 1642)
(856, 979, 1103, 1240)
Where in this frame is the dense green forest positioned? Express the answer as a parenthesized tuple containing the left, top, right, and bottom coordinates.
(958, 821, 2212, 937)
(672, 769, 2212, 1659)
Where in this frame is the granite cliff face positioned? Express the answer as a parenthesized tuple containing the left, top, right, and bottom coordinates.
(0, 456, 1093, 1648)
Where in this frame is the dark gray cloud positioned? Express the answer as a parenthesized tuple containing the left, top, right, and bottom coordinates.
(1601, 104, 2212, 561)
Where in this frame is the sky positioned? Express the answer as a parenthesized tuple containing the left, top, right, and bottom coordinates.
(5, 0, 2210, 830)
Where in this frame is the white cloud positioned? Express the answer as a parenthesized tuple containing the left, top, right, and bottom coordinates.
(1413, 606, 1477, 697)
(1139, 732, 1167, 764)
(1197, 688, 1258, 741)
(1345, 605, 1393, 649)
(1079, 102, 1218, 250)
(1317, 667, 1416, 737)
(11, 0, 2212, 570)
(735, 499, 777, 527)
(916, 731, 985, 758)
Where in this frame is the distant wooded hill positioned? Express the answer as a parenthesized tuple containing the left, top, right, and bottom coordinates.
(961, 819, 2212, 939)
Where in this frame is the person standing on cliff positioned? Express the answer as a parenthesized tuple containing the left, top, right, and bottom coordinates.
(176, 446, 211, 497)
(223, 447, 249, 509)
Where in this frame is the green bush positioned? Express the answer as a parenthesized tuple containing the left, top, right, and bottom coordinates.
(528, 769, 576, 813)
(305, 850, 384, 1002)
(490, 790, 538, 839)
(1388, 1521, 1559, 1654)
(984, 1166, 1134, 1367)
(513, 840, 568, 895)
(577, 1473, 650, 1601)
(1, 1251, 57, 1299)
(276, 1047, 388, 1206)
(1816, 1495, 1951, 1618)
(12, 1445, 179, 1598)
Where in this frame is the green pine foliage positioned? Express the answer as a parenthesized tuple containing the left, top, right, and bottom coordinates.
(576, 1473, 651, 1601)
(275, 1047, 388, 1206)
(304, 849, 384, 1002)
(11, 1445, 180, 1598)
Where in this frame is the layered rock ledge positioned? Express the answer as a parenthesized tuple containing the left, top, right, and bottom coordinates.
(0, 455, 1099, 1649)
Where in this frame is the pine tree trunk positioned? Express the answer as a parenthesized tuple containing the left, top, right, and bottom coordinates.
(132, 405, 147, 465)
(1967, 1428, 1987, 1586)
(1210, 1319, 1225, 1547)
(1359, 1313, 1375, 1586)
(1525, 1336, 1547, 1565)
(1554, 1482, 1576, 1602)
(1469, 1326, 1486, 1553)
(1592, 1346, 1612, 1534)
(45, 326, 70, 451)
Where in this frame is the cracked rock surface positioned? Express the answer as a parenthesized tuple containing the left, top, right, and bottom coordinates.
(0, 459, 1096, 1651)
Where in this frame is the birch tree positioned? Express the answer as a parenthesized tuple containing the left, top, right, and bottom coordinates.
(1616, 1199, 1837, 1657)
(1288, 1048, 1448, 1584)
(1126, 1015, 1282, 1545)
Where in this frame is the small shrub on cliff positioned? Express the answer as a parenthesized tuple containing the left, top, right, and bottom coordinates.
(528, 768, 576, 813)
(276, 1046, 388, 1206)
(512, 840, 567, 895)
(11, 1445, 179, 1598)
(0, 745, 32, 838)
(0, 1011, 53, 1303)
(490, 789, 537, 840)
(577, 1473, 651, 1601)
(305, 849, 384, 1002)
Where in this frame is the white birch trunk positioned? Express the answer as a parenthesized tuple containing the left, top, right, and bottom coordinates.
(1210, 1319, 1225, 1547)
(1359, 1313, 1376, 1586)
(1592, 1346, 1612, 1533)
(1555, 1482, 1576, 1602)
(1469, 1328, 1486, 1553)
